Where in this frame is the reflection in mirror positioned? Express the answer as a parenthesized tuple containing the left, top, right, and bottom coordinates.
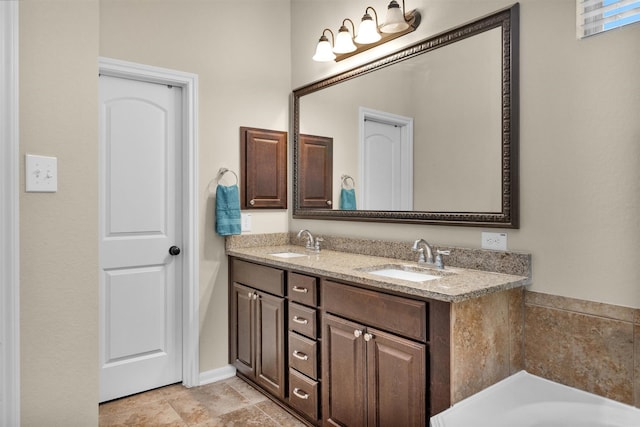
(293, 4, 519, 227)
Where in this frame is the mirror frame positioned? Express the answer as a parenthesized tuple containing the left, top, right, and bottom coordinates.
(292, 4, 519, 228)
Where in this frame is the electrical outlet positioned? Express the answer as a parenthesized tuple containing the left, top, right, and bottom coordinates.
(241, 213, 252, 232)
(481, 232, 507, 251)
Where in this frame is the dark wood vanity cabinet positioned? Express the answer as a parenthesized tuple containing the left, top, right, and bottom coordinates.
(322, 280, 427, 427)
(229, 257, 450, 426)
(229, 259, 286, 399)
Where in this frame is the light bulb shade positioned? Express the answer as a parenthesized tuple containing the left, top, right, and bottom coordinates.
(333, 26, 357, 53)
(312, 36, 336, 62)
(355, 14, 381, 44)
(381, 1, 410, 33)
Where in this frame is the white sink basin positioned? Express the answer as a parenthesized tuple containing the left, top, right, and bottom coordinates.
(361, 264, 445, 282)
(269, 251, 307, 258)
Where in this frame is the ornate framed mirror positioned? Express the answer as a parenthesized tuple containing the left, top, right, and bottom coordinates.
(293, 4, 519, 228)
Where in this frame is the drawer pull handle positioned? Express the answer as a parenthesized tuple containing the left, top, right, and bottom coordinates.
(292, 286, 308, 293)
(292, 316, 308, 325)
(292, 350, 308, 361)
(293, 388, 309, 400)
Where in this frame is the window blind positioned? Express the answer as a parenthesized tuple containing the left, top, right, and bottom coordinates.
(577, 0, 640, 38)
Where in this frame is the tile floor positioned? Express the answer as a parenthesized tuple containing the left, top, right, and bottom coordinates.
(99, 376, 307, 427)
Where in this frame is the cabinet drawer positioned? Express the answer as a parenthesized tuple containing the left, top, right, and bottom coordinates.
(231, 258, 284, 296)
(289, 368, 319, 421)
(287, 272, 318, 306)
(322, 279, 428, 342)
(288, 302, 317, 339)
(288, 332, 318, 379)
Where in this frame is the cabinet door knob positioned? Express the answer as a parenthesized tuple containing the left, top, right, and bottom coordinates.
(253, 293, 258, 300)
(247, 292, 253, 298)
(292, 350, 309, 361)
(364, 332, 374, 342)
(354, 329, 363, 338)
(293, 388, 309, 400)
(249, 199, 255, 206)
(292, 316, 308, 325)
(326, 200, 332, 206)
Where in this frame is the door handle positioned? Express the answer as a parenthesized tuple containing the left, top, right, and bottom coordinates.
(169, 246, 181, 256)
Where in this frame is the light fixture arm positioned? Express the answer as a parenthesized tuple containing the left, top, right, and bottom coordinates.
(365, 6, 379, 27)
(399, 0, 409, 23)
(321, 28, 335, 45)
(342, 18, 356, 35)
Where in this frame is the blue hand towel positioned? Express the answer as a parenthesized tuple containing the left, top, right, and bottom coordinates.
(340, 188, 357, 210)
(215, 184, 241, 236)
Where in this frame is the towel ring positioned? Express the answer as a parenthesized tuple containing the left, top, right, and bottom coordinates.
(341, 174, 355, 190)
(207, 168, 238, 193)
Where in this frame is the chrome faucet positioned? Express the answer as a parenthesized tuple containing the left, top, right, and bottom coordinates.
(297, 229, 316, 251)
(412, 239, 434, 265)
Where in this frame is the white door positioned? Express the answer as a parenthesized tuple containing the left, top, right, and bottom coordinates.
(361, 116, 413, 210)
(99, 75, 183, 402)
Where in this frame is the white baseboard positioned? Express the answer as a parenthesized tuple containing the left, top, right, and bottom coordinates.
(198, 365, 236, 386)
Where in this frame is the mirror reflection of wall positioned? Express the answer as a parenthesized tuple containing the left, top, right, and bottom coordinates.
(299, 28, 503, 213)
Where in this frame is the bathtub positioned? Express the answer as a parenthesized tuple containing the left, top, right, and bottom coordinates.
(430, 371, 640, 427)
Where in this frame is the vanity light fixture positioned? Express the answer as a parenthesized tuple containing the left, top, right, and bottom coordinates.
(334, 19, 357, 54)
(312, 0, 421, 62)
(354, 7, 382, 44)
(380, 0, 411, 33)
(312, 29, 336, 62)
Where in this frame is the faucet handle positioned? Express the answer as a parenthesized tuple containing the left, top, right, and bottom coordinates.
(435, 250, 450, 269)
(314, 237, 324, 252)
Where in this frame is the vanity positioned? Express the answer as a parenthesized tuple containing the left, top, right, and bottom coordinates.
(228, 4, 524, 425)
(227, 233, 530, 426)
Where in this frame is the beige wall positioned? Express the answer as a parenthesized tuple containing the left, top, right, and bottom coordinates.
(20, 0, 290, 424)
(20, 0, 100, 424)
(291, 0, 640, 309)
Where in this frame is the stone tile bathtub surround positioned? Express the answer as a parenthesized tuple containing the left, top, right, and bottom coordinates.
(525, 291, 639, 407)
(451, 287, 524, 403)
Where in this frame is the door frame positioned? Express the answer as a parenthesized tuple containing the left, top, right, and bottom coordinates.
(358, 107, 414, 210)
(1, 1, 20, 425)
(98, 57, 200, 388)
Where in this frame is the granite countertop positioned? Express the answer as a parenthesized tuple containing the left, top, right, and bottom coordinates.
(227, 245, 530, 303)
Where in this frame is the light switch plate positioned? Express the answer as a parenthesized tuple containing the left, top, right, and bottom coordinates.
(481, 232, 507, 251)
(25, 154, 58, 192)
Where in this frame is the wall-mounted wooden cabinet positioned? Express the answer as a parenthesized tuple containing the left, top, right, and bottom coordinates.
(298, 134, 333, 209)
(240, 127, 287, 209)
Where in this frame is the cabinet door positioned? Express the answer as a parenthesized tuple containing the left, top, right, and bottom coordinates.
(299, 134, 333, 209)
(255, 291, 285, 399)
(366, 327, 426, 427)
(322, 314, 366, 427)
(240, 127, 287, 209)
(231, 283, 255, 378)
